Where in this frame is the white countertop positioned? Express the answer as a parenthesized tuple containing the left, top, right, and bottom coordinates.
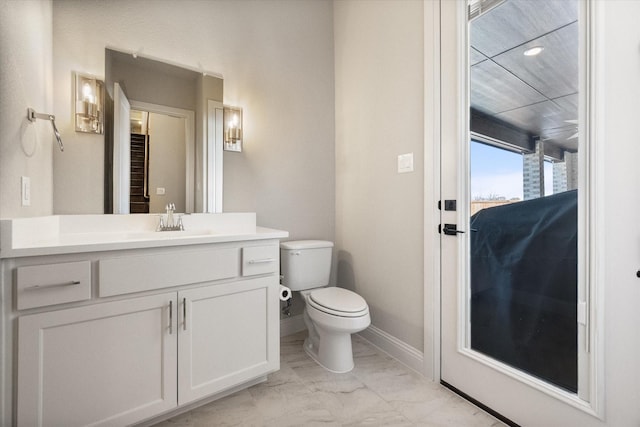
(0, 213, 288, 258)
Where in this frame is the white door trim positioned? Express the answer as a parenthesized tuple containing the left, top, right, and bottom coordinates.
(423, 0, 442, 382)
(113, 83, 131, 214)
(582, 0, 606, 417)
(206, 100, 224, 213)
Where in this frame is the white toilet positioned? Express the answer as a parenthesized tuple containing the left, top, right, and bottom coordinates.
(280, 240, 370, 373)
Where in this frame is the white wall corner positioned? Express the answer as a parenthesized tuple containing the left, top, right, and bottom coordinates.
(280, 314, 306, 337)
(358, 324, 425, 376)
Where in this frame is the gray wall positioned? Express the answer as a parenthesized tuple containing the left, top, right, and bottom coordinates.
(51, 0, 335, 245)
(148, 113, 186, 214)
(334, 0, 425, 350)
(0, 0, 53, 218)
(108, 49, 199, 111)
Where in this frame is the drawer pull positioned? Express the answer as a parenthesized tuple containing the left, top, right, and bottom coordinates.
(248, 258, 276, 264)
(24, 280, 81, 291)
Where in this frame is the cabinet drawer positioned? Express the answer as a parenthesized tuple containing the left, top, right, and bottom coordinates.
(16, 261, 91, 310)
(242, 245, 279, 276)
(99, 248, 239, 297)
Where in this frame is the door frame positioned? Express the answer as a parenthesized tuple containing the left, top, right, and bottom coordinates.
(423, 0, 443, 382)
(423, 0, 606, 420)
(206, 99, 224, 213)
(113, 82, 131, 214)
(129, 100, 196, 213)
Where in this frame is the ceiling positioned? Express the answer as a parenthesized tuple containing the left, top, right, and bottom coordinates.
(470, 0, 579, 156)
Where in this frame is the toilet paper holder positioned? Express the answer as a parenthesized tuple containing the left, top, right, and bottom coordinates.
(279, 285, 291, 301)
(279, 285, 292, 317)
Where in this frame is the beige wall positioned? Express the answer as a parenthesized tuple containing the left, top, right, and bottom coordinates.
(148, 113, 186, 214)
(51, 0, 335, 244)
(0, 0, 53, 218)
(334, 0, 424, 350)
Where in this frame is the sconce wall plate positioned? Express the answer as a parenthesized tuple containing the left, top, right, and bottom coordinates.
(223, 105, 243, 152)
(74, 72, 104, 134)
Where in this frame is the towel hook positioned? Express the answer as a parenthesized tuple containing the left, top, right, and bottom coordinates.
(26, 108, 64, 152)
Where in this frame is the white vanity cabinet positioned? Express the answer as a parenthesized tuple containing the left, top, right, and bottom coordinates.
(178, 276, 279, 405)
(2, 235, 285, 427)
(17, 293, 178, 427)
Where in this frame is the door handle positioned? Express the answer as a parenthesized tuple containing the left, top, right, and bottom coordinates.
(169, 300, 173, 335)
(440, 223, 465, 236)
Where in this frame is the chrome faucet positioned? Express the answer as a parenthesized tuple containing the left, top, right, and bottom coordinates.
(166, 203, 175, 228)
(156, 203, 184, 231)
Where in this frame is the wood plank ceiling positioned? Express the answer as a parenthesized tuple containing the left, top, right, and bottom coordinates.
(470, 0, 579, 157)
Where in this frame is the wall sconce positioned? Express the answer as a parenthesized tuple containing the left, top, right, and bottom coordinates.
(74, 72, 104, 134)
(223, 106, 243, 152)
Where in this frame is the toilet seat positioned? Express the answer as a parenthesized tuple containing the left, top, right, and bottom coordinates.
(307, 287, 369, 318)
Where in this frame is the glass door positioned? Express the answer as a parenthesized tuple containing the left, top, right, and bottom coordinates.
(439, 0, 601, 424)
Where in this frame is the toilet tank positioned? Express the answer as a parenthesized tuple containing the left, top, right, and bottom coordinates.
(280, 240, 333, 291)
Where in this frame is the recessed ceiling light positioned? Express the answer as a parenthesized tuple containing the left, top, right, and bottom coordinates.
(524, 46, 544, 56)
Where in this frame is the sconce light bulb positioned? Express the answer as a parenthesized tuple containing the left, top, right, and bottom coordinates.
(82, 82, 93, 101)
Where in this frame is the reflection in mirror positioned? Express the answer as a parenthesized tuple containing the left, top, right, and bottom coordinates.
(104, 48, 224, 214)
(129, 109, 187, 214)
(467, 0, 579, 393)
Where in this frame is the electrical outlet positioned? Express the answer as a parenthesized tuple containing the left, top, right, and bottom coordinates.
(21, 176, 31, 206)
(156, 187, 166, 195)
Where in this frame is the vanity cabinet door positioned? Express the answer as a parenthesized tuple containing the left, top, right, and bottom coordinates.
(178, 276, 280, 405)
(18, 293, 178, 427)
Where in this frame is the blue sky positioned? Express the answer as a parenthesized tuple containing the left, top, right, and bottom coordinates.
(470, 141, 553, 200)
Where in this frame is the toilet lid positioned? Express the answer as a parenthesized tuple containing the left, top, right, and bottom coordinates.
(309, 287, 368, 315)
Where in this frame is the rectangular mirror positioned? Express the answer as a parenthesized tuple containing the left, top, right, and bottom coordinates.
(104, 48, 224, 214)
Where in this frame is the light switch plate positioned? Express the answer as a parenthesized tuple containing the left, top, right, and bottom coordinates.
(156, 187, 166, 195)
(397, 153, 414, 174)
(21, 176, 31, 206)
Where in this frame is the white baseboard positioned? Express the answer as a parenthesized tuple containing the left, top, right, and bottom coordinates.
(280, 314, 306, 337)
(357, 324, 424, 375)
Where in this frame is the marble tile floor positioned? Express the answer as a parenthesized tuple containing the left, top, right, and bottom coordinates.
(154, 331, 505, 427)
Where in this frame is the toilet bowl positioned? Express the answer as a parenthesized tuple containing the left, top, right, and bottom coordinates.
(280, 240, 371, 373)
(301, 287, 370, 373)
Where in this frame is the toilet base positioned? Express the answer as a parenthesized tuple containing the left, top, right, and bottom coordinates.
(303, 336, 354, 374)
